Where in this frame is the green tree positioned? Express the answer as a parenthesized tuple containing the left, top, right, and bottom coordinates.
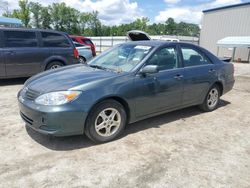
(40, 6, 51, 29)
(18, 0, 30, 27)
(165, 17, 177, 35)
(49, 3, 60, 30)
(80, 12, 92, 34)
(133, 17, 149, 31)
(87, 11, 102, 36)
(1, 0, 200, 37)
(29, 2, 42, 28)
(2, 9, 21, 20)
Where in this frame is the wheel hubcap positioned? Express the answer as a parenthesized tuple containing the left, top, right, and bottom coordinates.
(50, 64, 61, 69)
(207, 88, 219, 109)
(95, 108, 121, 137)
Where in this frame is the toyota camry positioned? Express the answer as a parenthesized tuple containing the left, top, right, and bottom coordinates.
(18, 34, 234, 143)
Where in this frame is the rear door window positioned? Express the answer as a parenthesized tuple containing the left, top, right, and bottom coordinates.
(4, 31, 37, 47)
(181, 47, 212, 67)
(146, 46, 179, 71)
(41, 32, 70, 48)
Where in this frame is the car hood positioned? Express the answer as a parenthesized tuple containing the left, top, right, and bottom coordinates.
(127, 30, 151, 41)
(25, 65, 119, 93)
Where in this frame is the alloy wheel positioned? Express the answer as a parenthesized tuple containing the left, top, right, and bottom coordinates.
(207, 88, 219, 109)
(95, 108, 121, 137)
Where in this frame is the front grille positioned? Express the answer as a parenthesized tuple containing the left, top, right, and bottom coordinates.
(20, 112, 33, 125)
(25, 88, 40, 100)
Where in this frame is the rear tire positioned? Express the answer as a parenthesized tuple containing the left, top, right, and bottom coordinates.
(199, 85, 220, 112)
(46, 61, 64, 70)
(79, 56, 86, 64)
(85, 100, 127, 143)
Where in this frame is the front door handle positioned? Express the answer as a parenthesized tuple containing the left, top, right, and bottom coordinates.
(174, 74, 183, 80)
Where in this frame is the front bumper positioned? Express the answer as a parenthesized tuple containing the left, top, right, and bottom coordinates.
(18, 94, 88, 137)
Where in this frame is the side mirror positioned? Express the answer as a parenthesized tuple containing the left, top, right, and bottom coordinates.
(140, 65, 159, 75)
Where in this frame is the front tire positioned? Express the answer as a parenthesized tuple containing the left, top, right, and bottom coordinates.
(199, 85, 220, 112)
(85, 100, 127, 143)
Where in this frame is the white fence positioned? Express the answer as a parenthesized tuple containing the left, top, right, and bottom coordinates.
(89, 35, 199, 53)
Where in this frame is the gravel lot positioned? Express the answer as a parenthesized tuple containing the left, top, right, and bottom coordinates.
(0, 63, 250, 188)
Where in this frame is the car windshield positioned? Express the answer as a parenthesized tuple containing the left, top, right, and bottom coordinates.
(88, 44, 153, 72)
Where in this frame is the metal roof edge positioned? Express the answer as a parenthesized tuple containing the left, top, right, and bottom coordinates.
(203, 2, 250, 13)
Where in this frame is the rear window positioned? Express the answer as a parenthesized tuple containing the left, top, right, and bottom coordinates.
(4, 31, 37, 47)
(81, 39, 93, 45)
(41, 32, 71, 48)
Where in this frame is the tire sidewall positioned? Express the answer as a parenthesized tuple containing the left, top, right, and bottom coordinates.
(86, 100, 127, 143)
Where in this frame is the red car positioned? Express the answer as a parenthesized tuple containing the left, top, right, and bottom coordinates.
(70, 35, 96, 56)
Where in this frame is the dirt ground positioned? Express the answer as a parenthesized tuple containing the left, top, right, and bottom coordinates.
(0, 63, 250, 188)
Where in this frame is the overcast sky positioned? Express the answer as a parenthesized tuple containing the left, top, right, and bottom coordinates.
(1, 0, 248, 25)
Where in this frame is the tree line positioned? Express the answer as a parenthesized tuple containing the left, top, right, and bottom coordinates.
(1, 0, 200, 37)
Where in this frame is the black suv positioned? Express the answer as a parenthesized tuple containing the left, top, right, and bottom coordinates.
(0, 28, 79, 79)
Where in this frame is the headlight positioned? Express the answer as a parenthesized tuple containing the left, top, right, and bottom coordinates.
(35, 91, 82, 105)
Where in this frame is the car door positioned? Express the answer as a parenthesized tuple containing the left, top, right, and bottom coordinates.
(135, 45, 184, 117)
(180, 44, 217, 106)
(0, 31, 5, 77)
(3, 30, 41, 77)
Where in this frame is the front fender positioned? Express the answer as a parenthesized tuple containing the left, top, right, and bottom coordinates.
(75, 74, 137, 123)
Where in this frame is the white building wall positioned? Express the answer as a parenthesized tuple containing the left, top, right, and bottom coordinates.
(200, 5, 250, 62)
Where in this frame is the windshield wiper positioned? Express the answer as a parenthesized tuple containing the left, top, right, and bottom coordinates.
(88, 64, 118, 72)
(88, 64, 107, 70)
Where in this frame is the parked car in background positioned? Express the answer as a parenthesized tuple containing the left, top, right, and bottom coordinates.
(18, 38, 234, 143)
(0, 28, 79, 79)
(73, 42, 93, 63)
(70, 35, 96, 56)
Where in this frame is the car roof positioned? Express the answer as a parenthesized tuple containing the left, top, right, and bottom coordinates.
(0, 27, 67, 34)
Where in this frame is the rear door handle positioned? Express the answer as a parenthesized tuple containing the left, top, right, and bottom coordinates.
(174, 74, 183, 80)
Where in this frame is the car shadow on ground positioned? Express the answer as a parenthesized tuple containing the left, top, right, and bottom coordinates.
(0, 77, 28, 86)
(124, 99, 230, 136)
(26, 99, 231, 151)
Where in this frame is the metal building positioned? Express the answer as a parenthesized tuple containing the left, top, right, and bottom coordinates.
(200, 2, 250, 63)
